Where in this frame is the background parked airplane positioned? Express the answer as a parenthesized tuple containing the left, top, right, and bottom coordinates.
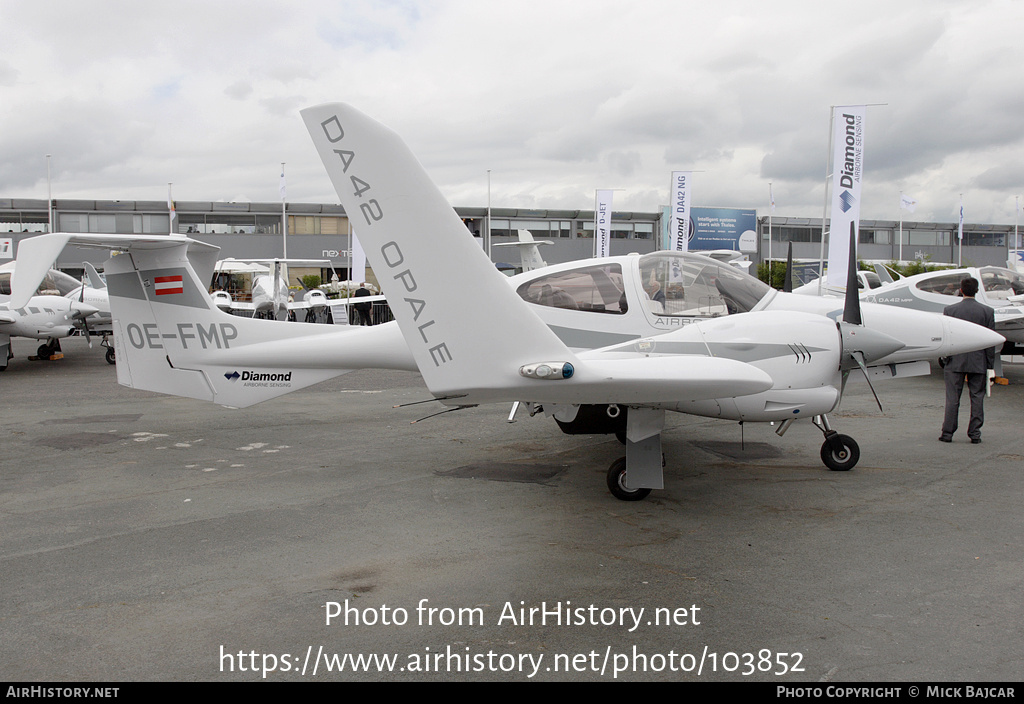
(493, 229, 552, 273)
(0, 262, 100, 369)
(861, 265, 1024, 355)
(211, 258, 335, 321)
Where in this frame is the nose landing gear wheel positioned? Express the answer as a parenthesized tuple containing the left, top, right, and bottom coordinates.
(821, 434, 859, 471)
(105, 347, 116, 364)
(606, 457, 652, 501)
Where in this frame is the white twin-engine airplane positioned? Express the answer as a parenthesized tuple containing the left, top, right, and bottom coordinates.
(12, 103, 1004, 500)
(0, 262, 103, 369)
(211, 258, 334, 321)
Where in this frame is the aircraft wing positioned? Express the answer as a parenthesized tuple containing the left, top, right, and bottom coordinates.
(227, 301, 257, 313)
(995, 310, 1024, 342)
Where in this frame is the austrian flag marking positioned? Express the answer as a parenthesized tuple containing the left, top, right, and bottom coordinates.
(154, 275, 184, 295)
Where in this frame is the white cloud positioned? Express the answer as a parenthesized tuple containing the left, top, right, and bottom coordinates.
(2, 0, 1023, 223)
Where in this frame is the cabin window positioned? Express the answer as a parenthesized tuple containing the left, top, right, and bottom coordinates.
(516, 264, 626, 314)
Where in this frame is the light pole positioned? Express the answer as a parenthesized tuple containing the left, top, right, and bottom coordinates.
(46, 154, 52, 232)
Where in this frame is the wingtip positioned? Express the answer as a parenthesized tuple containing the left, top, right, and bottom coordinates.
(10, 233, 72, 309)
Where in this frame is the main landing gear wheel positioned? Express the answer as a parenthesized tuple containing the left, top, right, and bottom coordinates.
(37, 343, 55, 358)
(105, 347, 116, 364)
(820, 433, 859, 472)
(606, 457, 652, 501)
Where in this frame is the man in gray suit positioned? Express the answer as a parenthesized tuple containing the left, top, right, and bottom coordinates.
(939, 276, 997, 443)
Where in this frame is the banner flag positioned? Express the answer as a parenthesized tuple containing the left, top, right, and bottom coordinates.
(167, 184, 176, 234)
(827, 106, 866, 287)
(670, 171, 691, 252)
(594, 190, 613, 258)
(899, 193, 917, 213)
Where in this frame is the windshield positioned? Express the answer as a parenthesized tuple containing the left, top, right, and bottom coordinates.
(637, 252, 771, 316)
(980, 267, 1024, 301)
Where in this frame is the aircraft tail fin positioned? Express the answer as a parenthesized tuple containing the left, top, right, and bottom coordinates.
(12, 233, 380, 407)
(84, 261, 106, 289)
(302, 103, 575, 403)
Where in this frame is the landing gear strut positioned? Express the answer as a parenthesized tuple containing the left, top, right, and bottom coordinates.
(603, 407, 666, 501)
(100, 334, 115, 364)
(812, 414, 860, 471)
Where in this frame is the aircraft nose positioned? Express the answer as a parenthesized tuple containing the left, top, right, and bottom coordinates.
(941, 316, 1005, 356)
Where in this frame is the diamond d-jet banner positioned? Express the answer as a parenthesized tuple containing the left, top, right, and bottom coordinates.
(594, 189, 614, 258)
(827, 105, 866, 287)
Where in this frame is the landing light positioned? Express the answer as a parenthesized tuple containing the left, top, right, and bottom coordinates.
(520, 362, 574, 380)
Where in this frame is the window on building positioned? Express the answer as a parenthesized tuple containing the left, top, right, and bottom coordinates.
(859, 229, 891, 244)
(133, 214, 170, 234)
(964, 232, 1005, 247)
(489, 219, 511, 238)
(907, 230, 950, 246)
(762, 226, 823, 243)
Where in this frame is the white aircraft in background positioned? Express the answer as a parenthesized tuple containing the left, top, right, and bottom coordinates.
(0, 262, 100, 369)
(211, 258, 335, 321)
(861, 265, 1024, 355)
(786, 246, 1023, 355)
(64, 261, 117, 363)
(791, 269, 885, 296)
(1008, 251, 1024, 274)
(493, 229, 552, 273)
(703, 249, 753, 273)
(12, 103, 1003, 500)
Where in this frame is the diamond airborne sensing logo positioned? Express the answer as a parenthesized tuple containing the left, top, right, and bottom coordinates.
(839, 190, 856, 213)
(224, 370, 293, 383)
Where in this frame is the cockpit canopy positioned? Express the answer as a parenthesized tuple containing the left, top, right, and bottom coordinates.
(911, 267, 1024, 301)
(637, 252, 771, 316)
(515, 252, 772, 319)
(0, 265, 81, 297)
(979, 267, 1024, 301)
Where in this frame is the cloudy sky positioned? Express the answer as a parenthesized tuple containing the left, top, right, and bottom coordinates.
(2, 0, 1022, 225)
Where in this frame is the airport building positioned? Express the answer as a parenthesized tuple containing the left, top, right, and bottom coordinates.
(2, 197, 1020, 285)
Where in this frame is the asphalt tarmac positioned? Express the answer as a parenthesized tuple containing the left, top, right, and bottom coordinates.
(2, 336, 1022, 682)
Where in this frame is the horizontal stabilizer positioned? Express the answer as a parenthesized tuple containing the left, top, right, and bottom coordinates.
(11, 234, 219, 310)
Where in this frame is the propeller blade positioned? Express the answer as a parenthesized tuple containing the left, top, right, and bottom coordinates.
(843, 221, 861, 325)
(850, 350, 884, 412)
(783, 242, 794, 293)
